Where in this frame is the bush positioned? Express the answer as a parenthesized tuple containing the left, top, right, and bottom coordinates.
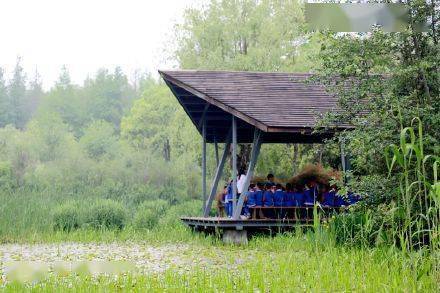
(85, 199, 127, 230)
(133, 199, 168, 230)
(158, 200, 202, 228)
(52, 202, 81, 232)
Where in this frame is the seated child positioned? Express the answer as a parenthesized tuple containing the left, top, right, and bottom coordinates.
(284, 183, 295, 207)
(263, 183, 275, 218)
(347, 191, 361, 205)
(334, 193, 348, 207)
(321, 186, 336, 207)
(304, 181, 318, 206)
(244, 184, 256, 218)
(293, 185, 305, 207)
(263, 183, 275, 207)
(273, 184, 285, 207)
(254, 183, 264, 206)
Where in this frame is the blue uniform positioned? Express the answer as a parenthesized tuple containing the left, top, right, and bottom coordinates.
(284, 192, 295, 207)
(247, 191, 256, 207)
(254, 190, 264, 206)
(321, 191, 336, 207)
(334, 194, 347, 207)
(304, 188, 317, 206)
(273, 190, 284, 207)
(225, 183, 233, 217)
(263, 191, 274, 207)
(347, 192, 360, 205)
(293, 192, 305, 206)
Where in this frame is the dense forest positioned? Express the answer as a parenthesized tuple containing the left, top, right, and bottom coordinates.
(0, 0, 438, 251)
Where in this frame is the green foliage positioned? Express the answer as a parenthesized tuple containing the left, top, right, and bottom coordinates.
(85, 199, 127, 230)
(80, 120, 118, 160)
(315, 1, 439, 251)
(175, 0, 310, 72)
(52, 202, 82, 232)
(133, 199, 168, 230)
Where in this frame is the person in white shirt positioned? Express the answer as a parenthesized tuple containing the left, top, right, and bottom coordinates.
(236, 171, 247, 195)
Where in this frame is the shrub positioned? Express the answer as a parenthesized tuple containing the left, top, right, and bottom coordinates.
(52, 202, 81, 232)
(158, 200, 202, 228)
(85, 199, 127, 230)
(133, 199, 168, 230)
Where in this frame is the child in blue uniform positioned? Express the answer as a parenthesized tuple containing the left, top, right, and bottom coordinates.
(244, 184, 256, 218)
(273, 183, 285, 218)
(321, 186, 336, 207)
(293, 185, 305, 207)
(263, 183, 275, 218)
(263, 184, 275, 206)
(347, 191, 360, 205)
(284, 183, 295, 207)
(304, 181, 318, 206)
(334, 192, 347, 207)
(284, 183, 295, 219)
(225, 180, 233, 217)
(254, 182, 265, 219)
(273, 184, 285, 207)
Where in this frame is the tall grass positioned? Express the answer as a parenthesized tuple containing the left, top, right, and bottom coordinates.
(3, 232, 438, 291)
(385, 116, 440, 251)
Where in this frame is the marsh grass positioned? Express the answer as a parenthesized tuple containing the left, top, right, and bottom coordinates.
(385, 116, 440, 251)
(2, 232, 438, 292)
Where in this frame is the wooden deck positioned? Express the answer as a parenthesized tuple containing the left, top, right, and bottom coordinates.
(181, 216, 316, 231)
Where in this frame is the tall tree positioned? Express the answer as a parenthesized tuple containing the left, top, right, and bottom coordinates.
(0, 68, 9, 127)
(174, 0, 319, 173)
(8, 57, 27, 129)
(175, 0, 308, 72)
(26, 69, 44, 121)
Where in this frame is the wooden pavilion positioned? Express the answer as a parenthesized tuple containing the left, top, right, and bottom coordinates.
(159, 70, 351, 243)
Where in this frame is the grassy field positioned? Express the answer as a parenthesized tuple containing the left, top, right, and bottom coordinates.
(1, 190, 439, 292)
(2, 233, 439, 292)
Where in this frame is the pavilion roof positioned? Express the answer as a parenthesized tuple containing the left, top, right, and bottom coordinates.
(159, 70, 350, 143)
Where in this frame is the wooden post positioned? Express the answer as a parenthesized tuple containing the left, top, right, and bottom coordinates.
(202, 118, 207, 214)
(340, 137, 347, 184)
(232, 116, 237, 215)
(233, 128, 262, 219)
(214, 138, 219, 167)
(203, 134, 231, 217)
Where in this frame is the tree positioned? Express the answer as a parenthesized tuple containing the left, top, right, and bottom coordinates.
(80, 120, 119, 160)
(0, 68, 9, 127)
(26, 69, 44, 121)
(315, 0, 439, 248)
(175, 0, 309, 72)
(174, 0, 321, 174)
(8, 57, 27, 129)
(121, 83, 179, 161)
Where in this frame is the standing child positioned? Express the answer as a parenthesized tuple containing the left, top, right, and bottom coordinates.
(225, 180, 233, 218)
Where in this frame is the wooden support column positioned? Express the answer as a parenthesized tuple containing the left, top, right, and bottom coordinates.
(233, 128, 262, 219)
(203, 134, 231, 217)
(340, 137, 349, 184)
(202, 117, 207, 214)
(232, 116, 238, 215)
(214, 138, 219, 167)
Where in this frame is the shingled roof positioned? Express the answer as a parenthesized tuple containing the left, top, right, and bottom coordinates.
(159, 70, 349, 143)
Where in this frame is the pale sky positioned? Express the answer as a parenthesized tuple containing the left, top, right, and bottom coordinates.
(0, 0, 203, 89)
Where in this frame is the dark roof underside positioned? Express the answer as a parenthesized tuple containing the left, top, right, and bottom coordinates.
(160, 70, 349, 143)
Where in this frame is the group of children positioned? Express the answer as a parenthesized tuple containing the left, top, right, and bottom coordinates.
(221, 174, 360, 219)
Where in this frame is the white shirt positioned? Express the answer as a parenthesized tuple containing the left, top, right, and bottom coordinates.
(237, 174, 247, 194)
